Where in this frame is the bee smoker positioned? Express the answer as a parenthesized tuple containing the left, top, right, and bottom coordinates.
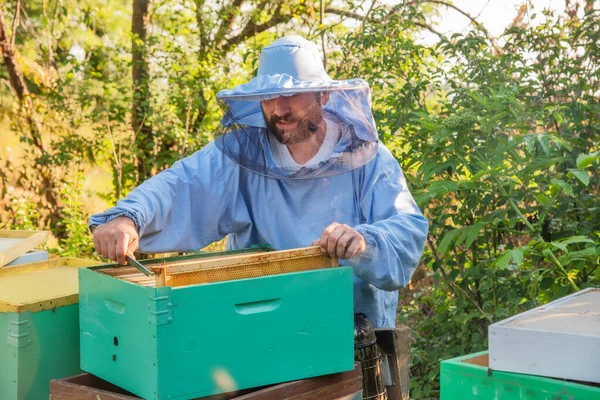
(354, 313, 388, 400)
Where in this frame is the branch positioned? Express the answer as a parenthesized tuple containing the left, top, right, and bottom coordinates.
(213, 0, 244, 50)
(320, 0, 326, 69)
(362, 0, 378, 28)
(328, 2, 500, 52)
(450, 280, 493, 323)
(189, 91, 208, 135)
(412, 0, 501, 52)
(221, 3, 290, 54)
(426, 235, 492, 323)
(422, 1, 487, 32)
(0, 7, 26, 100)
(414, 21, 444, 38)
(325, 7, 363, 20)
(106, 115, 123, 200)
(194, 0, 207, 50)
(327, 7, 444, 39)
(11, 0, 20, 47)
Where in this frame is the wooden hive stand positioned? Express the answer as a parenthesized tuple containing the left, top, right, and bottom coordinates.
(50, 363, 363, 400)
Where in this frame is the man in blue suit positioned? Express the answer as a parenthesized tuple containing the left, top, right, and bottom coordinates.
(90, 35, 428, 328)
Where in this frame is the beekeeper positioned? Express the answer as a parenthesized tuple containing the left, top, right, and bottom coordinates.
(90, 35, 428, 328)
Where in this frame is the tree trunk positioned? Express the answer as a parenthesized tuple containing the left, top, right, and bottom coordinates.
(0, 10, 26, 100)
(132, 0, 153, 181)
(0, 6, 60, 219)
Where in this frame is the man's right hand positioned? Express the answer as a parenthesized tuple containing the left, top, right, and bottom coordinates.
(93, 216, 139, 265)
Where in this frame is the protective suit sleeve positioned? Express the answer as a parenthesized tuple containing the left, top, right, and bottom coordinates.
(88, 143, 236, 252)
(347, 146, 429, 291)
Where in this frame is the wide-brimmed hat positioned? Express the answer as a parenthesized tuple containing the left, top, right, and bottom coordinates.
(218, 35, 369, 97)
(215, 35, 379, 179)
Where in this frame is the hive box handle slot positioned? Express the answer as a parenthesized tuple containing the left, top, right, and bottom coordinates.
(104, 298, 126, 314)
(234, 298, 281, 315)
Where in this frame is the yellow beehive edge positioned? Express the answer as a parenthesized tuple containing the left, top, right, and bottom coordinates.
(0, 257, 100, 313)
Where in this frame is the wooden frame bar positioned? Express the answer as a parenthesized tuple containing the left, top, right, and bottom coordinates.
(151, 246, 337, 275)
(95, 246, 338, 288)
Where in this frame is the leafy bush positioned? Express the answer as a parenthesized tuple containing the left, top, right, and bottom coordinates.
(53, 174, 98, 258)
(342, 7, 599, 399)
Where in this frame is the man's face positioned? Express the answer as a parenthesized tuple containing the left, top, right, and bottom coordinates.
(261, 92, 327, 145)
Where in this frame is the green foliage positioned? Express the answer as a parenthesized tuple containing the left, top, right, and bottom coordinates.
(5, 193, 41, 231)
(340, 6, 600, 399)
(53, 174, 98, 258)
(0, 0, 323, 216)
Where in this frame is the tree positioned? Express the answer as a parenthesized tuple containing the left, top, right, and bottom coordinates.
(0, 4, 60, 223)
(132, 0, 153, 181)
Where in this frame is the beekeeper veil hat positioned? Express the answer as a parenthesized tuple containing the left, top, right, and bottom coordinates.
(216, 35, 379, 179)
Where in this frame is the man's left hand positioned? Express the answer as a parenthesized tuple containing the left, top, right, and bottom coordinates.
(311, 223, 367, 260)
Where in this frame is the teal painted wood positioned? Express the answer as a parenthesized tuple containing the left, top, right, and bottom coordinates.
(0, 305, 82, 400)
(79, 268, 160, 398)
(441, 351, 600, 400)
(0, 312, 17, 399)
(79, 267, 354, 400)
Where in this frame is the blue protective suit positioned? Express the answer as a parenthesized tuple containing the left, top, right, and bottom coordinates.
(89, 140, 428, 328)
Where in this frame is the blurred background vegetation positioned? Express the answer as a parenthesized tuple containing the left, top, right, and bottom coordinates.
(0, 0, 598, 398)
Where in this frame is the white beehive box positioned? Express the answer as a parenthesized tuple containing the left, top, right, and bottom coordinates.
(489, 288, 600, 384)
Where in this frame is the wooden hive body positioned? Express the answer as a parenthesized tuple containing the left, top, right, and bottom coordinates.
(0, 257, 97, 399)
(79, 247, 355, 400)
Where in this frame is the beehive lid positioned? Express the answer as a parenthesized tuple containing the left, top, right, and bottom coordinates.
(0, 258, 100, 312)
(497, 288, 600, 336)
(489, 288, 600, 384)
(0, 230, 49, 267)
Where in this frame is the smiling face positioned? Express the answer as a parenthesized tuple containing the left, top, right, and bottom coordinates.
(261, 92, 329, 145)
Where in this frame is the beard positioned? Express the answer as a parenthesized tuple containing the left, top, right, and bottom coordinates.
(263, 103, 324, 145)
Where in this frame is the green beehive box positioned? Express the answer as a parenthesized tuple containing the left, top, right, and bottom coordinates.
(441, 351, 600, 400)
(0, 257, 98, 400)
(79, 248, 354, 400)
